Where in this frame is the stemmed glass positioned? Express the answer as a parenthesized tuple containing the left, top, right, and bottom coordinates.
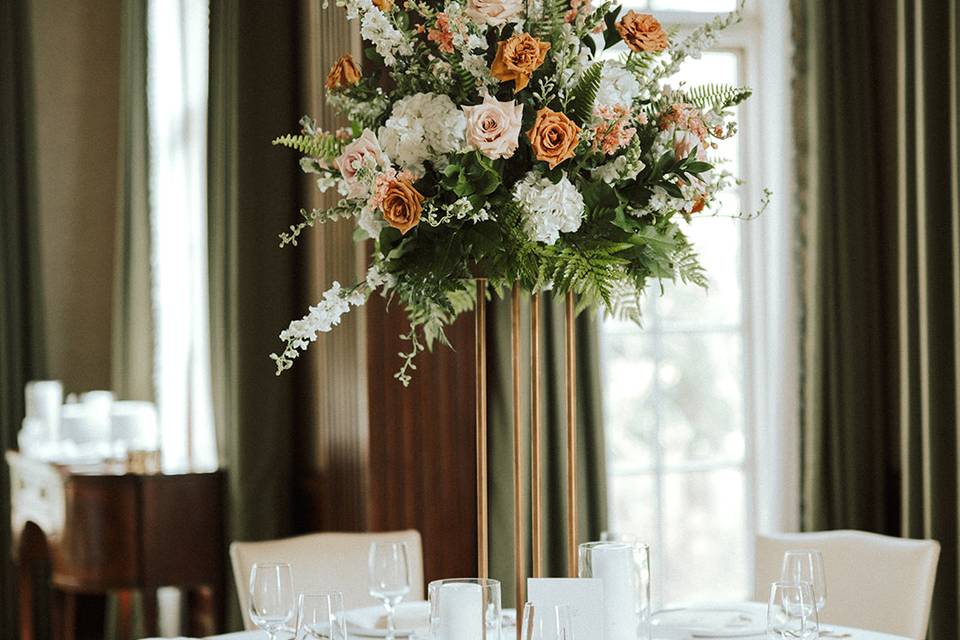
(781, 550, 827, 612)
(369, 541, 411, 639)
(767, 581, 820, 639)
(521, 602, 575, 640)
(297, 592, 347, 640)
(249, 562, 296, 640)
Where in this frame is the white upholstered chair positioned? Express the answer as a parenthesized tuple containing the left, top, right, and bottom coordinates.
(755, 530, 939, 639)
(230, 529, 424, 630)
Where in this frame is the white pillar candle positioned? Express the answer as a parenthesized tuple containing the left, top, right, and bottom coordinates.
(591, 543, 639, 640)
(437, 582, 483, 640)
(25, 380, 63, 441)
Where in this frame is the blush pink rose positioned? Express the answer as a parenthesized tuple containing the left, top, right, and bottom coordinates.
(465, 0, 523, 26)
(461, 95, 524, 160)
(335, 129, 390, 198)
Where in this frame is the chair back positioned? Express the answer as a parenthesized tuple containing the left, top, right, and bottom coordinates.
(755, 529, 939, 639)
(230, 529, 424, 630)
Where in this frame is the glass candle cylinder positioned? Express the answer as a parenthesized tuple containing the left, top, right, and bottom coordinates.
(579, 541, 651, 640)
(429, 578, 501, 640)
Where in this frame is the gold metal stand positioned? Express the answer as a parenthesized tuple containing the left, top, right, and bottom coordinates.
(565, 292, 578, 576)
(475, 278, 489, 579)
(511, 284, 525, 636)
(530, 293, 543, 578)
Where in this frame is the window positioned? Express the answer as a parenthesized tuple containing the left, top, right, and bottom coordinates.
(148, 0, 217, 472)
(600, 0, 796, 606)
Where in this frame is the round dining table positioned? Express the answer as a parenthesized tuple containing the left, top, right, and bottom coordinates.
(198, 603, 912, 640)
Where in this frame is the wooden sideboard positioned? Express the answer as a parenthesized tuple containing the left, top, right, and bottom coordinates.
(6, 451, 224, 640)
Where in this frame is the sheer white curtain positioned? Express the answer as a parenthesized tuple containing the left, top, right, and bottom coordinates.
(147, 0, 216, 472)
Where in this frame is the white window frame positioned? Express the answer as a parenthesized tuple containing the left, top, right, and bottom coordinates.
(600, 0, 797, 604)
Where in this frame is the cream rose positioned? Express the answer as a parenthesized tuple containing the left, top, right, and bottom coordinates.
(465, 0, 523, 26)
(335, 130, 390, 198)
(462, 95, 524, 160)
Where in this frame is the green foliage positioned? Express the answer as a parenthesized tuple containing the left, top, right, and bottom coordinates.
(272, 131, 343, 160)
(533, 0, 569, 41)
(569, 62, 604, 124)
(540, 242, 631, 308)
(683, 84, 752, 111)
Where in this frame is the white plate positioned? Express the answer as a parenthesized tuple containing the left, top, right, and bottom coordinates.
(344, 601, 430, 637)
(651, 605, 766, 638)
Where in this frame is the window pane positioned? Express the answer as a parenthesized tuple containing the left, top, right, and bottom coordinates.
(654, 214, 742, 329)
(607, 473, 658, 542)
(658, 331, 744, 467)
(650, 0, 737, 12)
(601, 334, 657, 470)
(661, 468, 748, 603)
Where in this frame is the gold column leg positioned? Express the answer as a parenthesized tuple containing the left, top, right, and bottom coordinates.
(511, 284, 526, 634)
(475, 278, 489, 579)
(530, 292, 543, 578)
(565, 292, 578, 576)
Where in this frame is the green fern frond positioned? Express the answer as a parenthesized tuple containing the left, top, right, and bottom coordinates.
(683, 84, 752, 111)
(533, 0, 569, 40)
(673, 238, 708, 288)
(570, 62, 604, 124)
(541, 244, 629, 307)
(272, 132, 343, 160)
(605, 279, 645, 324)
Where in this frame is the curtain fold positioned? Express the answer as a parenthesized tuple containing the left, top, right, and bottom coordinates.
(112, 0, 154, 402)
(0, 0, 46, 635)
(207, 0, 312, 629)
(796, 0, 960, 637)
(488, 292, 608, 606)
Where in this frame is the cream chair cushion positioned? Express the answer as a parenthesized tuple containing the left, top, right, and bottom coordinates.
(755, 530, 939, 640)
(230, 529, 424, 630)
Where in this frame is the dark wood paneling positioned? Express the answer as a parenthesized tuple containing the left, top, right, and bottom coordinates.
(366, 294, 478, 584)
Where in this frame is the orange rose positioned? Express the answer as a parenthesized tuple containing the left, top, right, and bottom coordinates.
(373, 0, 394, 10)
(616, 11, 669, 53)
(381, 178, 425, 234)
(490, 33, 551, 93)
(325, 54, 362, 91)
(527, 108, 581, 169)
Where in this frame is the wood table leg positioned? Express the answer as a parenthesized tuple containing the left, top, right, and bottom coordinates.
(17, 561, 34, 640)
(187, 585, 218, 637)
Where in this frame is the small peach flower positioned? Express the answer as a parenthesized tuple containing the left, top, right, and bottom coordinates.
(490, 33, 551, 93)
(373, 0, 394, 11)
(592, 104, 636, 155)
(325, 54, 362, 91)
(465, 0, 524, 26)
(616, 11, 669, 53)
(428, 13, 456, 54)
(527, 107, 581, 169)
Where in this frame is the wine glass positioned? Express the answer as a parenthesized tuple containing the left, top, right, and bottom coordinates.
(521, 602, 575, 640)
(767, 581, 819, 639)
(781, 550, 827, 612)
(369, 541, 411, 639)
(249, 562, 295, 640)
(297, 592, 347, 640)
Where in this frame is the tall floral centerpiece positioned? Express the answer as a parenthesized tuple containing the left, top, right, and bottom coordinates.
(269, 0, 759, 384)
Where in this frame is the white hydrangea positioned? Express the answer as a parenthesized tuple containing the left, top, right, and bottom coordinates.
(513, 173, 585, 245)
(357, 206, 386, 239)
(378, 93, 466, 174)
(271, 282, 369, 374)
(360, 8, 413, 66)
(596, 61, 641, 108)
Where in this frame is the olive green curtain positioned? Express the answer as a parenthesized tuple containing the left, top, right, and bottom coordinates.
(488, 292, 608, 606)
(207, 0, 312, 629)
(0, 0, 46, 636)
(112, 0, 154, 402)
(796, 1, 960, 637)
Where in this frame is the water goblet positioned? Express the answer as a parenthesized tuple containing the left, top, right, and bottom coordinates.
(781, 550, 827, 612)
(767, 581, 820, 639)
(249, 562, 295, 640)
(296, 592, 346, 640)
(369, 541, 411, 639)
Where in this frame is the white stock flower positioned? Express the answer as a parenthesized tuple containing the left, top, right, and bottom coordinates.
(378, 93, 466, 174)
(360, 8, 413, 65)
(596, 61, 641, 108)
(513, 173, 585, 245)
